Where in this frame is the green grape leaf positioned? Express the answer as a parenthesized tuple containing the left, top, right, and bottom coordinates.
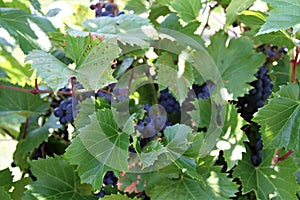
(149, 5, 171, 25)
(0, 8, 56, 54)
(0, 168, 13, 191)
(29, 0, 42, 13)
(0, 84, 49, 117)
(25, 50, 73, 93)
(225, 0, 255, 27)
(233, 148, 299, 200)
(65, 109, 131, 190)
(0, 189, 11, 200)
(258, 0, 300, 35)
(238, 10, 295, 49)
(124, 0, 149, 14)
(24, 156, 97, 199)
(102, 194, 138, 200)
(63, 34, 93, 67)
(81, 14, 155, 47)
(148, 174, 236, 200)
(253, 83, 300, 154)
(170, 0, 201, 23)
(75, 39, 119, 89)
(141, 141, 168, 168)
(156, 52, 194, 103)
(64, 136, 109, 191)
(207, 32, 266, 99)
(11, 177, 31, 200)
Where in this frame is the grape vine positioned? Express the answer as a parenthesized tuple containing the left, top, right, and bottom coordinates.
(0, 0, 299, 200)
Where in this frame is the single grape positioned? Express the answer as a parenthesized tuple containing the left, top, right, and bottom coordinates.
(105, 4, 113, 12)
(54, 107, 63, 117)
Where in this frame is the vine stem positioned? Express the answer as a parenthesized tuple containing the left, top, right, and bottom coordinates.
(271, 149, 294, 168)
(0, 84, 72, 95)
(292, 46, 300, 83)
(21, 117, 29, 139)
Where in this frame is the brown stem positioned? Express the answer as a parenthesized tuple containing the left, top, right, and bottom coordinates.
(21, 117, 29, 139)
(0, 84, 72, 95)
(292, 46, 300, 83)
(278, 149, 294, 161)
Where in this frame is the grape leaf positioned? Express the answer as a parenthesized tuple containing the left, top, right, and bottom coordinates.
(238, 10, 295, 49)
(75, 39, 119, 89)
(10, 177, 31, 200)
(0, 84, 49, 117)
(63, 34, 93, 67)
(64, 136, 109, 191)
(0, 114, 25, 138)
(148, 174, 236, 200)
(0, 168, 13, 190)
(207, 32, 266, 99)
(258, 0, 300, 35)
(233, 148, 299, 200)
(26, 39, 119, 91)
(156, 52, 194, 103)
(25, 50, 73, 93)
(170, 0, 201, 23)
(81, 14, 156, 47)
(24, 156, 97, 199)
(253, 83, 300, 155)
(124, 0, 149, 14)
(225, 0, 255, 27)
(103, 194, 138, 200)
(65, 109, 131, 190)
(0, 189, 11, 200)
(0, 8, 56, 54)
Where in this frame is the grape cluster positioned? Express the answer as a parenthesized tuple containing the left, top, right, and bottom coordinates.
(192, 80, 215, 100)
(158, 88, 180, 113)
(256, 44, 288, 64)
(89, 0, 124, 18)
(242, 123, 263, 166)
(235, 66, 272, 122)
(95, 171, 118, 198)
(54, 97, 78, 125)
(95, 83, 115, 103)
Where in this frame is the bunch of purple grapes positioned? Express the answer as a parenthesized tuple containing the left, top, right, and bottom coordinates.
(95, 171, 118, 198)
(235, 66, 272, 122)
(256, 44, 288, 64)
(158, 88, 180, 113)
(234, 65, 272, 167)
(89, 1, 124, 18)
(53, 97, 77, 125)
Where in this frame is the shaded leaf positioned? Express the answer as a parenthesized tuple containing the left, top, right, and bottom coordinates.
(0, 84, 49, 117)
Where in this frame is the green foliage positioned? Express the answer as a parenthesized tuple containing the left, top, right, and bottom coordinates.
(233, 148, 300, 200)
(0, 0, 300, 199)
(24, 156, 97, 199)
(253, 83, 300, 155)
(207, 32, 266, 99)
(258, 0, 300, 34)
(0, 8, 56, 54)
